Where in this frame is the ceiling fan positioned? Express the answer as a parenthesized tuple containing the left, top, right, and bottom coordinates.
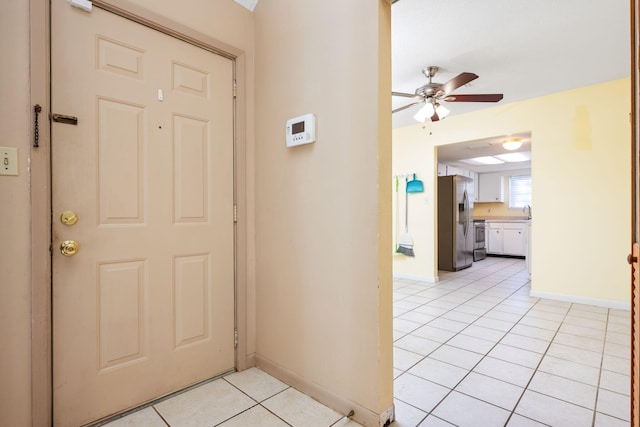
(392, 66, 504, 122)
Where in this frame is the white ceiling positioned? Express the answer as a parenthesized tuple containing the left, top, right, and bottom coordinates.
(391, 0, 630, 130)
(437, 132, 532, 173)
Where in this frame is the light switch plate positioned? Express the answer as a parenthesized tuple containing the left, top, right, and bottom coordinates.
(0, 147, 18, 176)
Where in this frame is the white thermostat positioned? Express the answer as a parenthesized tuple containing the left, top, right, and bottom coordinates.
(286, 114, 316, 147)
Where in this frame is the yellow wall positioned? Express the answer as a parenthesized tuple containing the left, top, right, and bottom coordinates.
(253, 1, 393, 422)
(393, 78, 631, 306)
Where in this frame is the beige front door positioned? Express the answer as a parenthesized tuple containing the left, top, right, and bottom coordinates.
(51, 2, 235, 425)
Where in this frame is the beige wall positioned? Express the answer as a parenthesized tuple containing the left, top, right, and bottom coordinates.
(253, 0, 393, 423)
(393, 78, 631, 306)
(2, 0, 257, 425)
(0, 2, 33, 425)
(4, 0, 392, 425)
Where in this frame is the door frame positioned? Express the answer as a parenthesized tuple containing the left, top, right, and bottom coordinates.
(29, 1, 249, 424)
(631, 1, 639, 424)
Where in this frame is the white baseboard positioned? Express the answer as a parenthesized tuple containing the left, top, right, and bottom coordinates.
(255, 354, 390, 426)
(529, 290, 631, 311)
(393, 272, 439, 283)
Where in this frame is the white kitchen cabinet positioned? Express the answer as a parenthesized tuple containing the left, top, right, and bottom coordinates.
(437, 163, 475, 179)
(446, 165, 464, 176)
(486, 221, 527, 256)
(477, 173, 504, 202)
(526, 222, 532, 277)
(503, 223, 526, 256)
(488, 223, 503, 254)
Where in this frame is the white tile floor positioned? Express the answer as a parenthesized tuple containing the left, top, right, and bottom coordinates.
(103, 368, 360, 426)
(103, 257, 631, 427)
(392, 257, 631, 427)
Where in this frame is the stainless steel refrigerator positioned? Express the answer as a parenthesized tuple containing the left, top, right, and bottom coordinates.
(438, 175, 474, 271)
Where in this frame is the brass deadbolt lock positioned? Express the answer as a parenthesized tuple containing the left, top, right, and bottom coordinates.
(60, 211, 78, 226)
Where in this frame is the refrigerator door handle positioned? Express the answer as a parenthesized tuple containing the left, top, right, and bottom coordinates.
(462, 190, 469, 236)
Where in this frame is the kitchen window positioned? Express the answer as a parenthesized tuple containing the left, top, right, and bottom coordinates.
(509, 174, 532, 208)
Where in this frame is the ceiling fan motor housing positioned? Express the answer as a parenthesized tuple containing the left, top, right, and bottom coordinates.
(415, 83, 442, 98)
(416, 66, 443, 98)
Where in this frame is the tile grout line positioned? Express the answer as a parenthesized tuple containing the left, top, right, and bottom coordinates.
(396, 262, 537, 422)
(501, 298, 572, 426)
(397, 260, 615, 424)
(393, 259, 630, 425)
(425, 275, 554, 425)
(218, 377, 295, 427)
(151, 406, 171, 426)
(589, 307, 610, 426)
(395, 266, 533, 377)
(393, 264, 531, 345)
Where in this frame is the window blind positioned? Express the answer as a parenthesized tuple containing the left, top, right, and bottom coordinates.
(509, 175, 532, 208)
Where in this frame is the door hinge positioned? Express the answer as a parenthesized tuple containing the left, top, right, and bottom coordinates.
(233, 81, 237, 98)
(233, 205, 237, 223)
(234, 329, 238, 348)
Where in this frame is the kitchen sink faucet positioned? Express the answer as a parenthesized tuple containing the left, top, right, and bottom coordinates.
(523, 205, 532, 219)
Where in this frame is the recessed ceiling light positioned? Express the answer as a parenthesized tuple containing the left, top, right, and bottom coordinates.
(459, 156, 505, 165)
(494, 152, 531, 162)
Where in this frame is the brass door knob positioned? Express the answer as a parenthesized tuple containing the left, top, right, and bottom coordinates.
(60, 210, 78, 226)
(60, 240, 79, 257)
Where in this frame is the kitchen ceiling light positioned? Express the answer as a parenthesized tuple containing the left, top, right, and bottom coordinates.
(459, 156, 505, 165)
(503, 138, 523, 150)
(494, 152, 531, 162)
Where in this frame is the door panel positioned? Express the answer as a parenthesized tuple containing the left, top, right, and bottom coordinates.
(51, 3, 235, 425)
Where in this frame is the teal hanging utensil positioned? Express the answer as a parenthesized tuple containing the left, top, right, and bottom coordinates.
(406, 173, 424, 193)
(394, 176, 400, 252)
(397, 176, 415, 257)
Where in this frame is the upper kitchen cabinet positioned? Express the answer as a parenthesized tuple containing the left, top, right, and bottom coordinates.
(476, 173, 504, 203)
(437, 163, 475, 179)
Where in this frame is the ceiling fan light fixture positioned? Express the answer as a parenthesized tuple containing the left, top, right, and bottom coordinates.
(435, 103, 450, 119)
(503, 138, 522, 150)
(394, 67, 504, 123)
(413, 103, 435, 122)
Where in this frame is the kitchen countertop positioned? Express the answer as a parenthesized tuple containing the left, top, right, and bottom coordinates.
(474, 216, 531, 222)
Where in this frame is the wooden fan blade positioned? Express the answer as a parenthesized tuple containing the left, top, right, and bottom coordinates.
(436, 72, 478, 96)
(392, 91, 422, 99)
(392, 101, 423, 114)
(443, 94, 504, 103)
